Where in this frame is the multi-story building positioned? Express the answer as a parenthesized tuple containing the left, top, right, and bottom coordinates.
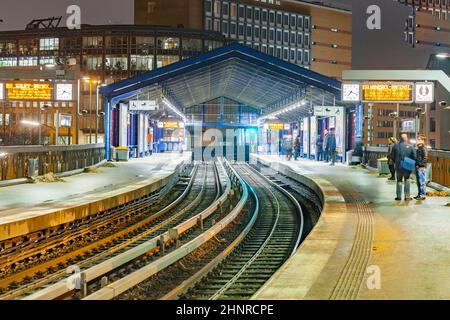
(135, 0, 352, 79)
(398, 0, 450, 50)
(0, 23, 228, 145)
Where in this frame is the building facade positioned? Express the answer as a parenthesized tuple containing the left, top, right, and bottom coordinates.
(0, 25, 228, 145)
(135, 0, 352, 79)
(398, 0, 450, 49)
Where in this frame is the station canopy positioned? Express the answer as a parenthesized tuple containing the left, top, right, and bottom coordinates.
(100, 43, 342, 122)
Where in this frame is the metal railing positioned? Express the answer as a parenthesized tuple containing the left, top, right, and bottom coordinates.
(0, 144, 105, 181)
(362, 146, 450, 187)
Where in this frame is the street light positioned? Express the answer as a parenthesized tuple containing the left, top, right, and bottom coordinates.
(76, 77, 91, 144)
(96, 83, 107, 144)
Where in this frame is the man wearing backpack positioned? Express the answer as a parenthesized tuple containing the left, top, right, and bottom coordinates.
(391, 132, 416, 201)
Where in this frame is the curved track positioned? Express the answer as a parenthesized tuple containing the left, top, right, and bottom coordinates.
(182, 163, 302, 300)
(1, 163, 223, 300)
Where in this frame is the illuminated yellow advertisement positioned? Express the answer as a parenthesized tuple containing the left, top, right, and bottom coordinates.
(163, 121, 179, 129)
(268, 123, 285, 130)
(5, 82, 53, 100)
(362, 82, 413, 103)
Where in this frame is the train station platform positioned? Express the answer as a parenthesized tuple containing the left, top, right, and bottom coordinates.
(252, 154, 450, 300)
(0, 152, 191, 242)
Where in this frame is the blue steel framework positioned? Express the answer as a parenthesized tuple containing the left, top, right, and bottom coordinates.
(100, 43, 342, 160)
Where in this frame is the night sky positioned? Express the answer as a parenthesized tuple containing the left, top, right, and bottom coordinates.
(0, 0, 446, 70)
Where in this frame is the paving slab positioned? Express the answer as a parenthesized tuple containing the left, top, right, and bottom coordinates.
(252, 154, 450, 300)
(0, 153, 191, 241)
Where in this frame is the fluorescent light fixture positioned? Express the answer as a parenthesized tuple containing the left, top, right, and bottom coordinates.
(436, 53, 448, 59)
(161, 96, 187, 122)
(0, 152, 7, 158)
(259, 99, 308, 121)
(21, 120, 40, 127)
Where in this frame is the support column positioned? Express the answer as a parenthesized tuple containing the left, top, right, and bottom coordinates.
(119, 103, 128, 147)
(138, 113, 145, 157)
(104, 98, 112, 161)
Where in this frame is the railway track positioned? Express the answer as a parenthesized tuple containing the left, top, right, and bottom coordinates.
(0, 162, 223, 300)
(3, 159, 321, 301)
(180, 163, 303, 300)
(79, 158, 247, 300)
(0, 164, 193, 282)
(16, 161, 233, 300)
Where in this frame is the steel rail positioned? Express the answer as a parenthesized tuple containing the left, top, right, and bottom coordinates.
(208, 163, 281, 300)
(82, 158, 248, 300)
(22, 162, 226, 300)
(160, 174, 259, 300)
(246, 163, 304, 256)
(18, 164, 205, 300)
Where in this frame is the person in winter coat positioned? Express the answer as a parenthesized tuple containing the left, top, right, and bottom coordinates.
(316, 136, 324, 161)
(391, 132, 416, 201)
(387, 137, 398, 181)
(323, 129, 329, 162)
(327, 128, 337, 166)
(414, 135, 428, 200)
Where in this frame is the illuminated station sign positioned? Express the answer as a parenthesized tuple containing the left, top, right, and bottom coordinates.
(5, 82, 53, 100)
(361, 82, 414, 103)
(342, 81, 435, 104)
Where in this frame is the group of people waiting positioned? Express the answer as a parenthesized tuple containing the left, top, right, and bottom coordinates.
(387, 132, 428, 201)
(315, 128, 337, 166)
(287, 128, 338, 166)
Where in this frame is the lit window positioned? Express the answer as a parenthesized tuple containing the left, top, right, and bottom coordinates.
(19, 56, 38, 66)
(40, 38, 59, 51)
(230, 3, 237, 19)
(147, 1, 155, 13)
(214, 1, 220, 17)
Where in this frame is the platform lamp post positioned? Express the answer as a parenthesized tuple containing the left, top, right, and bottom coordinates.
(96, 83, 107, 144)
(77, 77, 91, 144)
(85, 79, 98, 144)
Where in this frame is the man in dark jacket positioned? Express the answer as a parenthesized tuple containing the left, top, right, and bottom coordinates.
(316, 136, 323, 161)
(327, 128, 337, 166)
(414, 135, 428, 200)
(391, 132, 416, 201)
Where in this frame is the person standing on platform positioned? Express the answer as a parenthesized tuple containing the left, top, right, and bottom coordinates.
(414, 135, 428, 200)
(323, 129, 329, 162)
(387, 137, 397, 181)
(391, 132, 416, 201)
(294, 135, 302, 160)
(316, 135, 323, 161)
(327, 128, 337, 166)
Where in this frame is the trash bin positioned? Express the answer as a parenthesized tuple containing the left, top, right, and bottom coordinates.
(27, 159, 39, 178)
(116, 146, 129, 162)
(377, 157, 390, 175)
